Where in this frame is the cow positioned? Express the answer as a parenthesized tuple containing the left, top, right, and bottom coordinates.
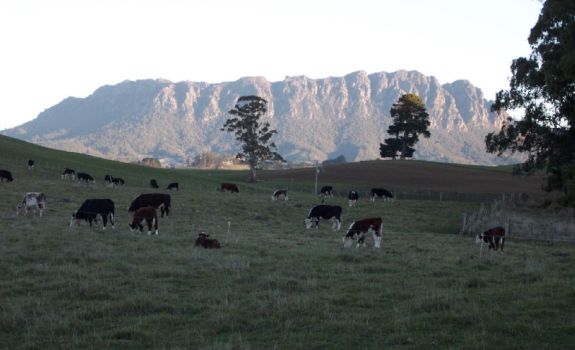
(195, 232, 221, 249)
(343, 217, 383, 248)
(77, 172, 95, 183)
(128, 193, 171, 218)
(304, 205, 343, 230)
(16, 192, 46, 217)
(166, 182, 179, 191)
(61, 168, 76, 180)
(104, 174, 115, 186)
(27, 159, 34, 170)
(129, 206, 158, 235)
(219, 183, 239, 193)
(476, 226, 506, 251)
(113, 177, 125, 186)
(319, 186, 334, 197)
(0, 169, 14, 183)
(370, 188, 394, 201)
(70, 198, 115, 229)
(348, 190, 359, 207)
(272, 189, 288, 201)
(150, 179, 159, 189)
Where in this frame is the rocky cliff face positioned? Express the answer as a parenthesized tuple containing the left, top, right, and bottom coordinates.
(3, 70, 511, 165)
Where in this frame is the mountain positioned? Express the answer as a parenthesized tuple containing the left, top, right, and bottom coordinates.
(2, 70, 514, 165)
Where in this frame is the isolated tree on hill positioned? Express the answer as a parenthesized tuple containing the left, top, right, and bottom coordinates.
(221, 95, 284, 182)
(486, 0, 575, 201)
(380, 93, 430, 159)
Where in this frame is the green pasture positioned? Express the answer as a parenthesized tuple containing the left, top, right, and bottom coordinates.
(0, 135, 574, 349)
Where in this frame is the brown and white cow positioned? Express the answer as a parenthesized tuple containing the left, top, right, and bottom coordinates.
(16, 192, 46, 217)
(195, 232, 221, 249)
(343, 217, 383, 248)
(272, 189, 288, 201)
(129, 206, 158, 235)
(128, 193, 171, 217)
(219, 183, 239, 193)
(476, 226, 506, 251)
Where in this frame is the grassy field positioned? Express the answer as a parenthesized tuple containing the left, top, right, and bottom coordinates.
(1, 135, 574, 349)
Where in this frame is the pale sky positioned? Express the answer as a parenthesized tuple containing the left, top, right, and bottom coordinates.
(0, 0, 542, 130)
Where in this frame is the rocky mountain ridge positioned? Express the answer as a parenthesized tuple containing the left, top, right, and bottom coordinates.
(3, 70, 512, 165)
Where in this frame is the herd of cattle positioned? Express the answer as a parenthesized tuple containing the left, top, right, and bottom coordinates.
(1, 161, 506, 251)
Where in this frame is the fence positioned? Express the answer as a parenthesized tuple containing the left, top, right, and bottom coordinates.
(460, 199, 575, 243)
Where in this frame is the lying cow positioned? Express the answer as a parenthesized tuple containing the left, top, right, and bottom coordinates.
(77, 172, 95, 184)
(343, 217, 383, 248)
(166, 182, 179, 191)
(70, 198, 115, 229)
(129, 206, 158, 235)
(195, 232, 221, 249)
(304, 205, 342, 230)
(128, 193, 171, 217)
(272, 189, 288, 201)
(0, 169, 14, 183)
(476, 226, 506, 251)
(219, 183, 239, 193)
(348, 190, 359, 207)
(370, 188, 394, 201)
(61, 168, 76, 180)
(16, 192, 46, 217)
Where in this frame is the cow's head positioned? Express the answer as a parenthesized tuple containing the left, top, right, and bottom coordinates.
(304, 218, 317, 229)
(15, 202, 25, 216)
(70, 213, 79, 228)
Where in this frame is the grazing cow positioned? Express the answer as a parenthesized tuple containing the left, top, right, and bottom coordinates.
(150, 179, 159, 189)
(195, 232, 221, 249)
(370, 188, 394, 201)
(0, 169, 14, 183)
(348, 190, 359, 207)
(476, 226, 506, 251)
(343, 217, 383, 248)
(128, 193, 171, 218)
(16, 192, 46, 217)
(104, 174, 114, 185)
(219, 183, 239, 193)
(166, 182, 179, 191)
(271, 189, 288, 201)
(77, 172, 95, 183)
(113, 177, 125, 186)
(61, 168, 76, 180)
(70, 198, 115, 229)
(129, 206, 158, 235)
(304, 205, 343, 230)
(27, 159, 34, 170)
(319, 185, 334, 197)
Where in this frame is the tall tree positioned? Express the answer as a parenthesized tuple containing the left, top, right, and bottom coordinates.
(380, 93, 430, 159)
(486, 0, 575, 199)
(221, 95, 283, 182)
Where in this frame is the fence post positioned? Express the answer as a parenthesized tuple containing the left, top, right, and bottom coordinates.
(460, 213, 467, 235)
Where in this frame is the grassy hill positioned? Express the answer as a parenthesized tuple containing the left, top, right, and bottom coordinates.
(0, 135, 573, 349)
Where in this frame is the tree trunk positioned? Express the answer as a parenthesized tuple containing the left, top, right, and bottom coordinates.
(249, 166, 257, 183)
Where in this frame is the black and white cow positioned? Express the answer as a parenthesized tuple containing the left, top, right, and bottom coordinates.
(272, 189, 288, 201)
(370, 188, 394, 201)
(128, 193, 171, 218)
(0, 169, 14, 183)
(70, 198, 115, 229)
(348, 190, 359, 207)
(150, 179, 159, 189)
(304, 205, 342, 230)
(104, 174, 115, 186)
(113, 177, 125, 186)
(219, 183, 239, 193)
(166, 182, 179, 191)
(16, 192, 46, 217)
(27, 159, 34, 170)
(61, 168, 76, 180)
(343, 217, 383, 248)
(77, 172, 95, 184)
(129, 206, 158, 235)
(319, 186, 334, 197)
(476, 226, 506, 251)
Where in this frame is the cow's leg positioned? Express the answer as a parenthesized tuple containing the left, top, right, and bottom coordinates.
(372, 232, 382, 248)
(153, 217, 158, 235)
(109, 213, 115, 229)
(500, 237, 505, 251)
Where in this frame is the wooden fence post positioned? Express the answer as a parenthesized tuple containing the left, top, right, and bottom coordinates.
(460, 213, 467, 235)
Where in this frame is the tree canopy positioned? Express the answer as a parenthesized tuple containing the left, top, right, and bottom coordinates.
(221, 95, 283, 182)
(486, 0, 575, 200)
(380, 93, 430, 160)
